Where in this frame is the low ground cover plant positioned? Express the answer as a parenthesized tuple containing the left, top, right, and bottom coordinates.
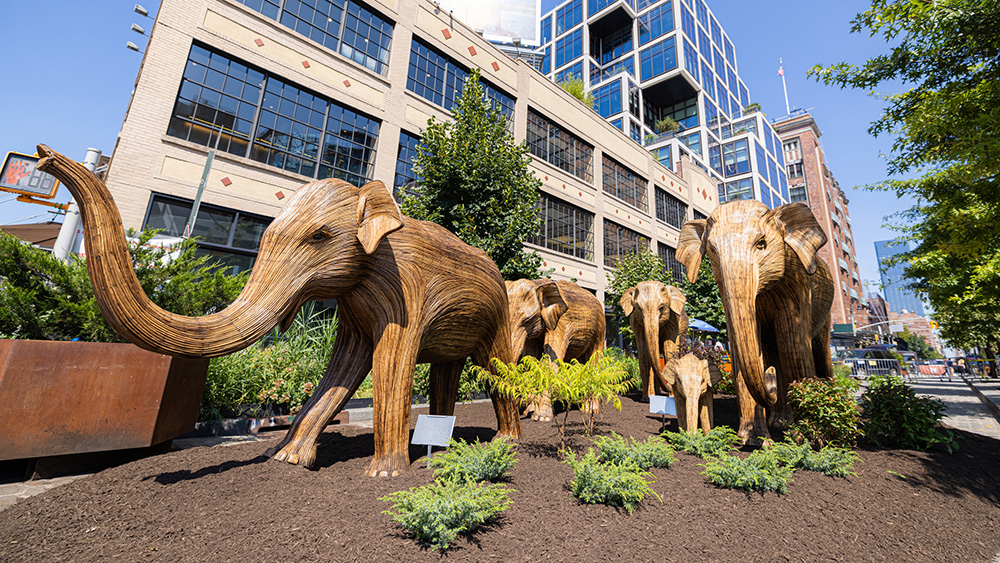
(787, 370, 864, 448)
(861, 375, 957, 452)
(592, 433, 676, 470)
(701, 448, 795, 493)
(429, 437, 517, 483)
(766, 440, 860, 478)
(562, 448, 661, 513)
(664, 426, 742, 458)
(380, 480, 513, 550)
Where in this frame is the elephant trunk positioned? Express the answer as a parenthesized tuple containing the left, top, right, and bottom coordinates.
(37, 145, 295, 358)
(727, 298, 777, 407)
(684, 392, 700, 434)
(638, 319, 663, 395)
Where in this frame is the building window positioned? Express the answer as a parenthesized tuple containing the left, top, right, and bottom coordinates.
(683, 40, 699, 82)
(603, 156, 648, 212)
(593, 24, 634, 64)
(406, 39, 515, 118)
(738, 81, 749, 109)
(527, 109, 594, 182)
(169, 44, 380, 187)
(237, 0, 393, 75)
(592, 57, 636, 86)
(556, 0, 583, 36)
(693, 209, 707, 220)
(783, 138, 802, 163)
(630, 119, 643, 145)
(394, 130, 421, 199)
(541, 46, 551, 75)
(759, 183, 772, 208)
(143, 193, 271, 276)
(658, 242, 685, 283)
(604, 219, 649, 267)
(638, 2, 673, 46)
(696, 0, 709, 29)
(664, 96, 698, 130)
(530, 194, 595, 261)
(555, 28, 583, 69)
(655, 188, 688, 229)
(680, 7, 695, 41)
(719, 178, 754, 202)
(556, 61, 584, 83)
(654, 146, 671, 170)
(680, 131, 702, 157)
(755, 140, 769, 186)
(713, 49, 725, 75)
(611, 117, 623, 131)
(701, 62, 715, 101)
(789, 184, 808, 203)
(698, 28, 710, 58)
(594, 79, 622, 117)
(724, 36, 735, 68)
(721, 138, 750, 176)
(589, 0, 617, 16)
(540, 15, 552, 44)
(708, 144, 722, 175)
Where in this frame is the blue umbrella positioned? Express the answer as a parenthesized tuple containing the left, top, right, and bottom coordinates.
(689, 318, 719, 332)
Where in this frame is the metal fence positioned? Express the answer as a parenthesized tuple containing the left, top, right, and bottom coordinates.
(841, 358, 902, 380)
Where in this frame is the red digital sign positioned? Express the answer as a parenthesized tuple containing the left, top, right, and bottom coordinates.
(0, 152, 60, 199)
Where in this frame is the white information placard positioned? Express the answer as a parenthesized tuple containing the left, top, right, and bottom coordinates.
(412, 414, 456, 447)
(649, 395, 676, 416)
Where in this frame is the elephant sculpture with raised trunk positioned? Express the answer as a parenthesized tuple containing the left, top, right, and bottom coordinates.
(676, 200, 834, 444)
(36, 145, 521, 477)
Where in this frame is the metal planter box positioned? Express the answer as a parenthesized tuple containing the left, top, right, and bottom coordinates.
(0, 340, 208, 461)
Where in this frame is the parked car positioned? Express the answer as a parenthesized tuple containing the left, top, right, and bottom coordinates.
(832, 348, 902, 379)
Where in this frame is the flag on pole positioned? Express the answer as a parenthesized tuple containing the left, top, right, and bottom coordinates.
(777, 65, 784, 77)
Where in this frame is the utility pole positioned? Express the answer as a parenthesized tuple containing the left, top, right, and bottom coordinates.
(52, 148, 101, 261)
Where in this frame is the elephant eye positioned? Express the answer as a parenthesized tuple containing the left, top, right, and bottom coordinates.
(755, 238, 767, 251)
(310, 230, 330, 242)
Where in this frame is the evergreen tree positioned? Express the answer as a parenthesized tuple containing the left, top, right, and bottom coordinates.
(402, 68, 543, 280)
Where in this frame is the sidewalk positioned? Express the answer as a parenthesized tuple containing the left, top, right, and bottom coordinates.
(909, 376, 1000, 440)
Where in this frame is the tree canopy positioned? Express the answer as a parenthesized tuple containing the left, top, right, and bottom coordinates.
(811, 0, 1000, 350)
(402, 68, 543, 281)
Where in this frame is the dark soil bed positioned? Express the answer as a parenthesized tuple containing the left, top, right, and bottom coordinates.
(3, 395, 1000, 562)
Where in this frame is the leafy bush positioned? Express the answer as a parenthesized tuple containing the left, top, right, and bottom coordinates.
(412, 359, 485, 402)
(202, 303, 337, 418)
(380, 480, 514, 550)
(664, 426, 742, 459)
(603, 347, 640, 393)
(787, 373, 864, 448)
(861, 375, 956, 452)
(562, 448, 661, 513)
(701, 449, 795, 494)
(429, 437, 518, 483)
(765, 440, 860, 478)
(592, 433, 676, 470)
(0, 229, 246, 342)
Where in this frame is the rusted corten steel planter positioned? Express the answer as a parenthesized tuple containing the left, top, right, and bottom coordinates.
(0, 340, 208, 461)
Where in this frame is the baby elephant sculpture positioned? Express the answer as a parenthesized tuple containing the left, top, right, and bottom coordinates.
(662, 354, 723, 434)
(506, 279, 606, 421)
(676, 200, 834, 444)
(37, 145, 520, 477)
(619, 281, 689, 400)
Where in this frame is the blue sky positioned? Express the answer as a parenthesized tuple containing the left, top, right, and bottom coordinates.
(0, 0, 914, 289)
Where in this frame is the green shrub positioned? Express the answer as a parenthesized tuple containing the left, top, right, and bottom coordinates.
(562, 448, 661, 513)
(664, 426, 741, 459)
(411, 360, 485, 402)
(765, 440, 860, 477)
(380, 480, 513, 550)
(603, 347, 640, 392)
(202, 303, 337, 418)
(429, 437, 518, 483)
(787, 373, 864, 448)
(861, 375, 957, 452)
(592, 433, 676, 470)
(701, 449, 794, 494)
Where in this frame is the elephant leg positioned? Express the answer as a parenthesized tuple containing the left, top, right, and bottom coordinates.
(474, 342, 522, 440)
(366, 324, 421, 477)
(736, 371, 771, 445)
(700, 394, 714, 435)
(813, 316, 834, 380)
(533, 338, 570, 422)
(266, 326, 373, 468)
(770, 313, 815, 429)
(429, 360, 465, 416)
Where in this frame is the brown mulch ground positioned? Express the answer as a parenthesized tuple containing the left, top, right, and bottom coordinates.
(2, 396, 1000, 562)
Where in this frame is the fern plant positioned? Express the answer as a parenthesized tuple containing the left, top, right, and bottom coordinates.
(592, 433, 676, 470)
(563, 448, 661, 513)
(429, 437, 518, 483)
(380, 480, 514, 550)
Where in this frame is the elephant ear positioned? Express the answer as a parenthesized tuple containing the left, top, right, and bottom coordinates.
(770, 203, 827, 275)
(536, 280, 569, 331)
(676, 220, 708, 284)
(662, 359, 678, 388)
(663, 285, 687, 317)
(619, 286, 637, 317)
(356, 181, 404, 254)
(706, 361, 724, 388)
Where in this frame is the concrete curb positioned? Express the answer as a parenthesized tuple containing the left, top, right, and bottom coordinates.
(963, 377, 1000, 425)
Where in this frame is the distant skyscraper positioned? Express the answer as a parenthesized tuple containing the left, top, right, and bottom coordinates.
(874, 240, 925, 316)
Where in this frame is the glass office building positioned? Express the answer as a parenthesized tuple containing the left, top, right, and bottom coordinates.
(874, 240, 926, 316)
(538, 0, 790, 207)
